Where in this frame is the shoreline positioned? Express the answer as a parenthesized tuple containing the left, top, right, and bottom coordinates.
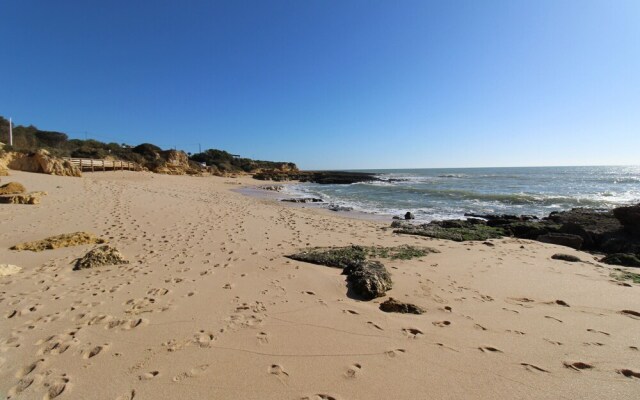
(235, 183, 394, 223)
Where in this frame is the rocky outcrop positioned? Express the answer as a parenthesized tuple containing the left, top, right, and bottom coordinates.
(11, 232, 106, 252)
(551, 253, 581, 262)
(404, 212, 415, 220)
(287, 246, 393, 300)
(614, 204, 640, 236)
(392, 219, 506, 242)
(0, 264, 21, 277)
(281, 198, 323, 203)
(254, 170, 379, 184)
(537, 233, 584, 250)
(8, 149, 81, 177)
(0, 191, 46, 205)
(74, 245, 129, 270)
(379, 298, 426, 314)
(601, 253, 640, 267)
(0, 182, 26, 195)
(151, 150, 202, 175)
(346, 260, 392, 300)
(393, 204, 640, 268)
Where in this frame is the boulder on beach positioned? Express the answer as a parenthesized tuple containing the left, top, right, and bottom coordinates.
(393, 220, 505, 241)
(601, 253, 640, 268)
(8, 149, 81, 177)
(346, 260, 392, 300)
(379, 298, 425, 314)
(74, 245, 129, 270)
(613, 204, 640, 236)
(537, 233, 584, 250)
(551, 253, 581, 262)
(0, 264, 22, 277)
(0, 191, 46, 205)
(404, 212, 415, 220)
(0, 182, 26, 195)
(281, 198, 323, 203)
(287, 246, 367, 269)
(11, 232, 106, 252)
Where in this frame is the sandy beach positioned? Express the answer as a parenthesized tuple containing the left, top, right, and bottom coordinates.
(1, 170, 639, 400)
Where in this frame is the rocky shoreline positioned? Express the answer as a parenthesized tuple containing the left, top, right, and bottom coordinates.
(253, 170, 379, 184)
(390, 204, 640, 268)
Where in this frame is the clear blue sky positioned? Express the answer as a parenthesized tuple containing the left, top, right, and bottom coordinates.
(1, 1, 638, 169)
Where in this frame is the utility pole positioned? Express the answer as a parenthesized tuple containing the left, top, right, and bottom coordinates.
(198, 143, 201, 153)
(8, 117, 13, 146)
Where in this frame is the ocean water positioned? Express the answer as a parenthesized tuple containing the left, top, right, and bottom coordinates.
(283, 166, 640, 221)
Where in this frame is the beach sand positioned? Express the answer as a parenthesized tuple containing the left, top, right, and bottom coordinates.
(1, 171, 638, 399)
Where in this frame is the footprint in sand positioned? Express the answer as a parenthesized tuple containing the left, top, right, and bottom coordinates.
(586, 328, 610, 336)
(432, 321, 451, 327)
(257, 331, 269, 344)
(269, 364, 289, 377)
(521, 363, 549, 373)
(385, 348, 406, 358)
(16, 359, 43, 378)
(43, 375, 70, 400)
(173, 364, 209, 382)
(83, 344, 107, 359)
(620, 310, 640, 319)
(8, 376, 34, 397)
(139, 371, 159, 380)
(301, 395, 339, 400)
(478, 346, 503, 353)
(617, 369, 640, 379)
(563, 361, 593, 371)
(343, 309, 359, 315)
(345, 363, 362, 378)
(367, 321, 384, 331)
(402, 328, 423, 338)
(115, 389, 137, 400)
(544, 316, 563, 323)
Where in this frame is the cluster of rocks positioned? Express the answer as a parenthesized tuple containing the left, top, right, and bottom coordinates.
(391, 204, 640, 268)
(73, 245, 129, 270)
(286, 245, 436, 300)
(11, 232, 106, 252)
(0, 180, 47, 205)
(281, 197, 323, 203)
(254, 170, 379, 184)
(8, 149, 81, 177)
(286, 246, 392, 300)
(151, 150, 205, 175)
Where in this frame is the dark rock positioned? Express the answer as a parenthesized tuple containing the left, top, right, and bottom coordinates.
(74, 245, 129, 270)
(404, 212, 415, 220)
(286, 246, 367, 269)
(346, 260, 392, 300)
(281, 198, 323, 203)
(394, 220, 505, 242)
(392, 216, 401, 220)
(551, 253, 581, 262)
(537, 233, 584, 250)
(254, 170, 379, 185)
(379, 298, 425, 314)
(613, 204, 640, 236)
(601, 253, 640, 268)
(328, 205, 354, 212)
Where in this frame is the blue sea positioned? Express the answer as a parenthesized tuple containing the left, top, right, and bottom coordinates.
(283, 166, 640, 221)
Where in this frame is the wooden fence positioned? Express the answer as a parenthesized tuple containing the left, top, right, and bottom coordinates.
(64, 158, 142, 172)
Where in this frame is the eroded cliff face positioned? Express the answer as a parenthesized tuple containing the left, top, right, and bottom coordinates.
(151, 150, 202, 175)
(8, 149, 82, 177)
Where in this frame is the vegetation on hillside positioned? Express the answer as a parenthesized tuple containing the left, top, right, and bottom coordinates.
(0, 116, 296, 173)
